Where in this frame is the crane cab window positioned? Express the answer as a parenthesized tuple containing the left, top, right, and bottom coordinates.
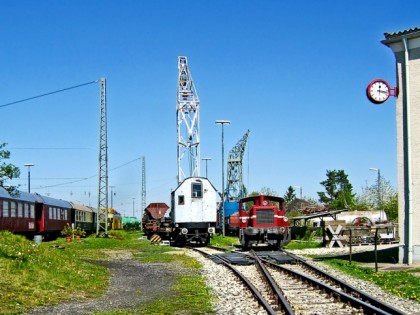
(191, 182, 203, 198)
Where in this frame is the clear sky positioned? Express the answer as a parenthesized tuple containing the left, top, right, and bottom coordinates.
(1, 0, 419, 216)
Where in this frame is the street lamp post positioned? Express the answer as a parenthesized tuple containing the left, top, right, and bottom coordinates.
(369, 168, 381, 208)
(202, 157, 212, 178)
(24, 163, 34, 193)
(215, 120, 230, 237)
(110, 186, 115, 209)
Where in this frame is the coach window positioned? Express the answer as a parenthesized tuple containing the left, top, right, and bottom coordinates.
(191, 182, 203, 198)
(24, 203, 29, 218)
(2, 201, 8, 217)
(30, 204, 34, 219)
(18, 203, 23, 218)
(10, 201, 16, 217)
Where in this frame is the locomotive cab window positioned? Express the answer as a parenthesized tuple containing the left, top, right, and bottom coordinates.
(191, 182, 203, 198)
(178, 195, 185, 205)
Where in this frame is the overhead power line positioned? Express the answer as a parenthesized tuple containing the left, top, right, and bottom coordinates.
(0, 80, 98, 109)
(10, 147, 92, 150)
(32, 157, 142, 189)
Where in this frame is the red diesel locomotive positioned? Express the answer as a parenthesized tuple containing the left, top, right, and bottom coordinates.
(238, 195, 291, 249)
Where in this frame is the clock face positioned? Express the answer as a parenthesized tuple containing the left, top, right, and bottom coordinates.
(367, 79, 391, 104)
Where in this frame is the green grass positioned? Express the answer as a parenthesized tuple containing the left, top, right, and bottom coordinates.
(312, 247, 419, 302)
(210, 234, 239, 248)
(0, 231, 108, 314)
(322, 259, 419, 301)
(0, 230, 215, 315)
(92, 274, 214, 315)
(283, 240, 324, 250)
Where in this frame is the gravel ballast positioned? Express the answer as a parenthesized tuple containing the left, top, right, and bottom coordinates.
(186, 244, 420, 315)
(22, 244, 419, 315)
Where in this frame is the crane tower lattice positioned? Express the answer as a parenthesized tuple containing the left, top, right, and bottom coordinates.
(177, 56, 200, 183)
(226, 130, 250, 201)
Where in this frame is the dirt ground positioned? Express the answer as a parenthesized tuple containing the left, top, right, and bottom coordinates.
(22, 258, 180, 315)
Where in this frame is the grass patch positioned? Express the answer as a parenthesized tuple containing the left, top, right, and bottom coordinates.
(0, 231, 108, 314)
(92, 274, 214, 315)
(313, 247, 419, 302)
(133, 275, 214, 315)
(321, 259, 419, 301)
(284, 240, 324, 250)
(0, 230, 214, 315)
(210, 234, 239, 248)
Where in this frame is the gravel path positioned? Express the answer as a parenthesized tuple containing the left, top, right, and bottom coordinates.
(22, 258, 180, 315)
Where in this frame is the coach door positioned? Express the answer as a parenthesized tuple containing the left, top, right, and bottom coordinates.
(35, 202, 44, 233)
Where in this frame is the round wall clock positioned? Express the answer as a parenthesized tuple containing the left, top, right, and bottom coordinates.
(366, 79, 398, 104)
(366, 79, 391, 104)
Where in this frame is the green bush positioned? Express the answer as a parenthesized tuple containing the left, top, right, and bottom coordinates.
(108, 230, 125, 240)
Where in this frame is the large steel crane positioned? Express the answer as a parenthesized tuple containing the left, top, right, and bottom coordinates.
(219, 130, 250, 227)
(176, 56, 200, 183)
(226, 129, 250, 201)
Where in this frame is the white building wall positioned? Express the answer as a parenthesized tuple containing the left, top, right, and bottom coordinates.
(383, 33, 420, 263)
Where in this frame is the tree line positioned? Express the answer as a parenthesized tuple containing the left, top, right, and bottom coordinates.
(263, 169, 398, 222)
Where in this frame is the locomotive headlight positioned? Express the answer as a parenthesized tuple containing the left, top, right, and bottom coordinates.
(283, 216, 288, 222)
(175, 224, 179, 228)
(181, 228, 188, 235)
(208, 227, 215, 234)
(279, 227, 285, 234)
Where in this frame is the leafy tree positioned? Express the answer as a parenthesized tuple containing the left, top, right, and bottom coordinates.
(283, 186, 296, 205)
(317, 169, 355, 209)
(381, 192, 398, 222)
(357, 176, 398, 221)
(0, 143, 20, 196)
(260, 186, 278, 197)
(359, 176, 396, 209)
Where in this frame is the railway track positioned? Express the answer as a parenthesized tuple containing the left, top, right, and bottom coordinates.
(189, 246, 406, 315)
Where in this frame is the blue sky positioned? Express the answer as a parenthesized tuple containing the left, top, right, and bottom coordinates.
(1, 1, 418, 216)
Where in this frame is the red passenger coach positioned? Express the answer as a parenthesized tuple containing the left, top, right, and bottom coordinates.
(0, 187, 37, 234)
(35, 193, 72, 237)
(238, 195, 291, 249)
(0, 187, 72, 239)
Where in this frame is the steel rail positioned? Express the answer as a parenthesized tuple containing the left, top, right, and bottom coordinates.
(283, 250, 405, 315)
(263, 257, 396, 315)
(251, 251, 296, 315)
(189, 247, 277, 315)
